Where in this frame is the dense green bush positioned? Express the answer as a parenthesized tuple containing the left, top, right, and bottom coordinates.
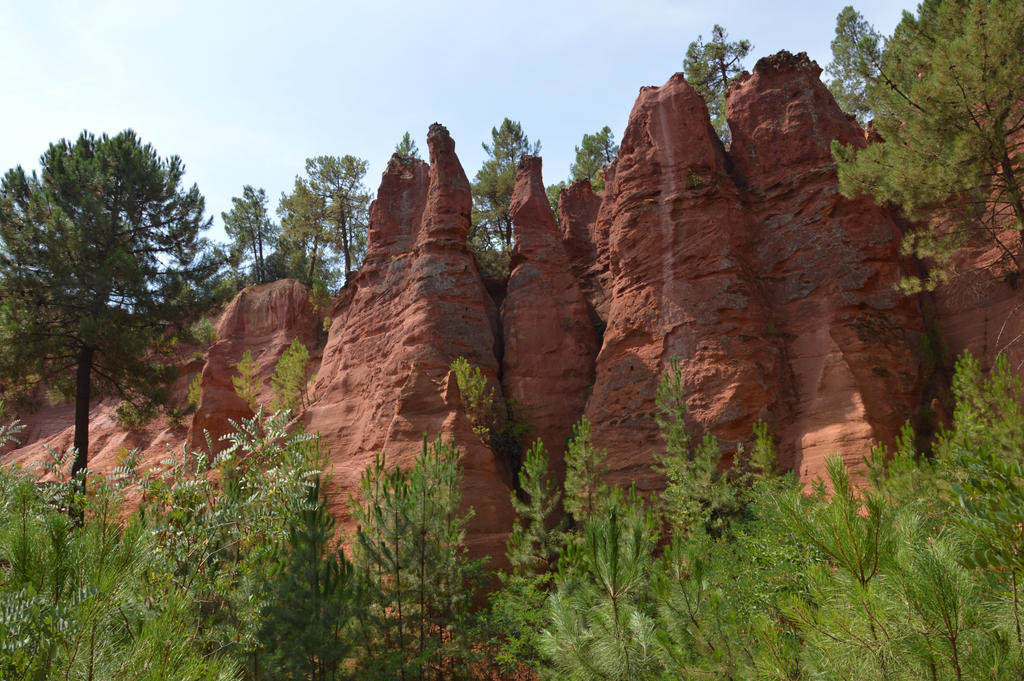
(5, 350, 1024, 680)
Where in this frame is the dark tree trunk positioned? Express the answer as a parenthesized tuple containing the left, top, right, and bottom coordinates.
(341, 213, 351, 278)
(308, 236, 320, 284)
(256, 232, 265, 284)
(250, 238, 261, 284)
(71, 345, 94, 479)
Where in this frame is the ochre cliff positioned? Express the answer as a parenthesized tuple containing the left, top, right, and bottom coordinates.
(303, 125, 513, 562)
(502, 155, 599, 478)
(5, 51, 1015, 557)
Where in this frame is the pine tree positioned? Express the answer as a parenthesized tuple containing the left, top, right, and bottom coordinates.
(270, 338, 310, 414)
(0, 130, 220, 482)
(507, 439, 564, 575)
(470, 119, 540, 275)
(654, 356, 742, 537)
(394, 132, 421, 160)
(540, 491, 660, 681)
(825, 5, 883, 125)
(570, 126, 619, 191)
(259, 477, 357, 681)
(222, 185, 279, 285)
(232, 349, 262, 410)
(683, 25, 751, 143)
(563, 416, 609, 524)
(278, 155, 372, 286)
(546, 181, 566, 225)
(833, 0, 1024, 290)
(350, 437, 483, 679)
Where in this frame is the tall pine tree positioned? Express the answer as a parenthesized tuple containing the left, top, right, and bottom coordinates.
(683, 25, 752, 143)
(833, 0, 1024, 290)
(0, 130, 219, 480)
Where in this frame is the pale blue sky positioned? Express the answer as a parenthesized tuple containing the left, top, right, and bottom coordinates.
(1, 0, 912, 243)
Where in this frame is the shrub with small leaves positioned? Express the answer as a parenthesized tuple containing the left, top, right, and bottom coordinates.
(185, 317, 217, 345)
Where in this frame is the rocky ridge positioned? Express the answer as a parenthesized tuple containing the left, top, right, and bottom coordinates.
(5, 51, 1014, 556)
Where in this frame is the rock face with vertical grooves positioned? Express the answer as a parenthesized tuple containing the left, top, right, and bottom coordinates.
(501, 156, 600, 472)
(579, 72, 784, 490)
(726, 52, 924, 477)
(303, 124, 513, 562)
(558, 178, 607, 316)
(188, 278, 322, 451)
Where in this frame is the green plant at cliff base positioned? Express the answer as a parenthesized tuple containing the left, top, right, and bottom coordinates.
(186, 373, 203, 411)
(232, 349, 261, 410)
(562, 415, 609, 524)
(259, 477, 358, 681)
(271, 338, 311, 414)
(349, 437, 484, 680)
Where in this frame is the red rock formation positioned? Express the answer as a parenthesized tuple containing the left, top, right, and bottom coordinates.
(501, 155, 599, 468)
(188, 278, 322, 451)
(304, 124, 513, 562)
(930, 239, 1024, 376)
(567, 54, 925, 486)
(727, 52, 924, 477)
(558, 179, 607, 316)
(582, 72, 784, 490)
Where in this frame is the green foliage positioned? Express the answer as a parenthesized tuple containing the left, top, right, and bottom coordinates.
(683, 24, 751, 142)
(186, 317, 218, 346)
(259, 477, 358, 681)
(394, 131, 421, 160)
(531, 346, 1024, 681)
(942, 352, 1024, 647)
(938, 351, 1024, 464)
(470, 118, 541, 276)
(546, 181, 566, 226)
(833, 0, 1024, 291)
(563, 416, 608, 524)
(132, 409, 323, 669)
(450, 356, 530, 474)
(507, 439, 564, 576)
(0, 129, 221, 479)
(0, 424, 299, 680)
(748, 420, 778, 479)
(540, 490, 660, 681)
(349, 437, 484, 679)
(490, 439, 568, 675)
(278, 155, 372, 286)
(450, 356, 493, 439)
(223, 185, 279, 286)
(309, 279, 334, 332)
(187, 373, 203, 410)
(271, 338, 311, 414)
(654, 356, 744, 537)
(486, 572, 550, 675)
(232, 349, 262, 411)
(825, 5, 882, 125)
(116, 399, 161, 430)
(570, 126, 619, 191)
(777, 455, 1017, 680)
